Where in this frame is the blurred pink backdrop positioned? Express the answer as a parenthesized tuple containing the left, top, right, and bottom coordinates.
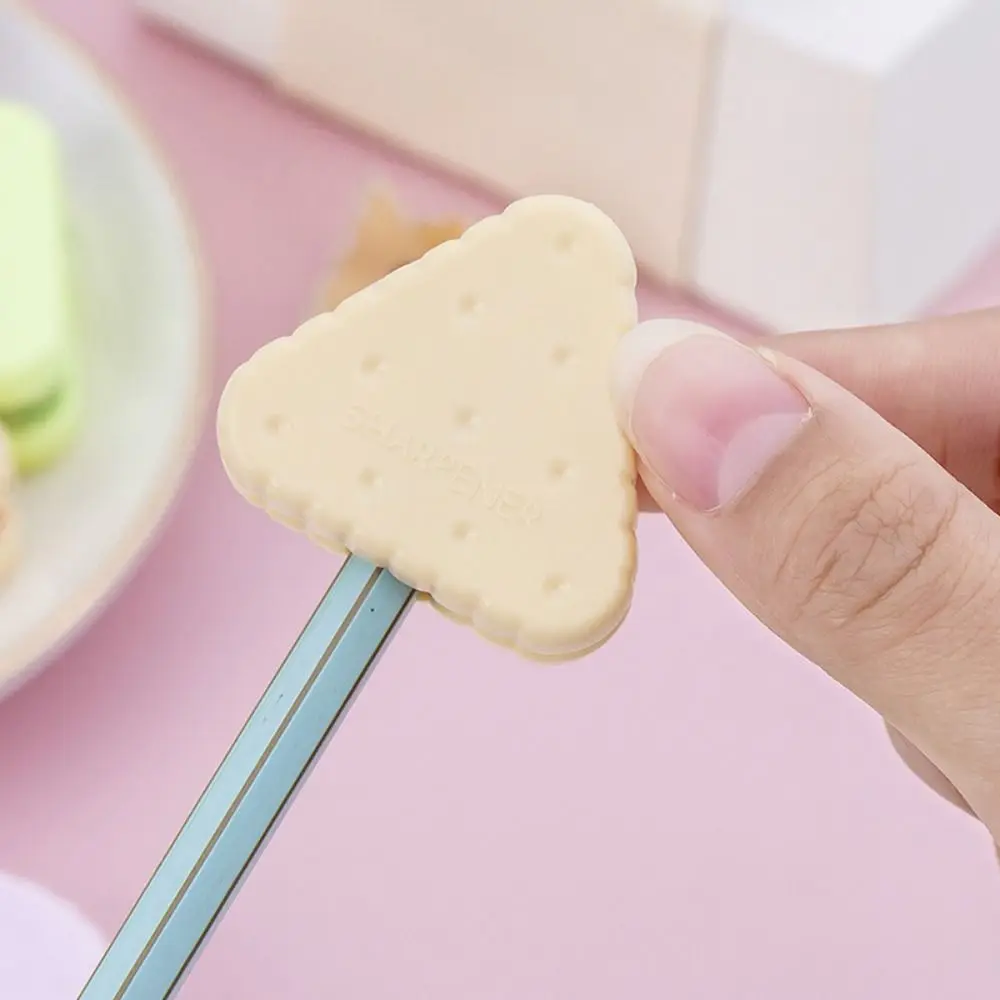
(2, 1, 1000, 996)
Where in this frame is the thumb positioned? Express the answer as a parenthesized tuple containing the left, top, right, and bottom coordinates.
(613, 319, 1000, 834)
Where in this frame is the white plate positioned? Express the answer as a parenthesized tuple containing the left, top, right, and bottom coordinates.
(0, 4, 209, 695)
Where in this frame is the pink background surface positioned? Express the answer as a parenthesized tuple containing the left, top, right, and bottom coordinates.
(4, 1, 1000, 996)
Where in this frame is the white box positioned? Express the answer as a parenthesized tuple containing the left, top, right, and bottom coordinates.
(274, 0, 718, 287)
(696, 0, 1000, 330)
(138, 0, 280, 70)
(137, 0, 1000, 331)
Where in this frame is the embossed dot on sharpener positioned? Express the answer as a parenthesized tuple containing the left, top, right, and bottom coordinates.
(454, 406, 477, 429)
(551, 345, 573, 366)
(554, 232, 577, 254)
(543, 575, 567, 595)
(549, 459, 570, 481)
(458, 292, 482, 317)
(264, 413, 286, 434)
(358, 468, 380, 488)
(360, 354, 384, 376)
(452, 521, 473, 541)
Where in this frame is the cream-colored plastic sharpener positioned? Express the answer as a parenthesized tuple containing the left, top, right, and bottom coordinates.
(137, 0, 1000, 331)
(217, 195, 639, 659)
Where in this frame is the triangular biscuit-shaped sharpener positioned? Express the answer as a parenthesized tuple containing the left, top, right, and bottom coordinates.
(218, 195, 639, 657)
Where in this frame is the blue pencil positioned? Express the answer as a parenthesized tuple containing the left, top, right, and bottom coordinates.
(78, 555, 414, 999)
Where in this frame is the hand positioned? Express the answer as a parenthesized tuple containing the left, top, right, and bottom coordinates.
(611, 309, 1000, 844)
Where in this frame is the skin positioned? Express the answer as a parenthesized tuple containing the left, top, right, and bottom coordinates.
(777, 309, 1000, 834)
(634, 307, 1000, 844)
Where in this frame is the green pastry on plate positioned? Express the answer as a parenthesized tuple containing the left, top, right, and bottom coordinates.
(0, 99, 80, 475)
